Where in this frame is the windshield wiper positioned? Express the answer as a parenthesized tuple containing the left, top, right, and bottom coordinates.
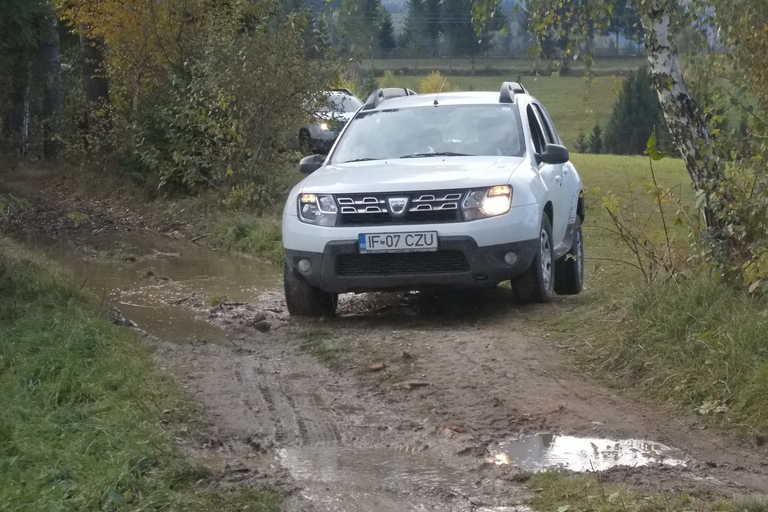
(400, 152, 471, 158)
(342, 158, 376, 163)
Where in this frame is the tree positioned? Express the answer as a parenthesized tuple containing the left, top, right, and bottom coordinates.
(443, 0, 503, 74)
(336, 0, 385, 57)
(0, 0, 63, 157)
(403, 0, 429, 68)
(604, 66, 672, 155)
(605, 0, 643, 55)
(378, 10, 397, 55)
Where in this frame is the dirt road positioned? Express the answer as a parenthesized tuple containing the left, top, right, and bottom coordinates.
(3, 174, 768, 510)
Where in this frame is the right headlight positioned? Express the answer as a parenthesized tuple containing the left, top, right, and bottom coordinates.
(298, 193, 338, 226)
(462, 185, 512, 221)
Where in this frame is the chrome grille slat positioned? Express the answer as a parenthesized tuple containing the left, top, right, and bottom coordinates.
(335, 189, 465, 226)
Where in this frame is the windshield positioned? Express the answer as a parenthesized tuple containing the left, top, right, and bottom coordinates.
(324, 93, 363, 113)
(331, 104, 526, 163)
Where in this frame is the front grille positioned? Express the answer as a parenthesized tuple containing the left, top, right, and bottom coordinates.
(336, 190, 465, 226)
(336, 251, 470, 277)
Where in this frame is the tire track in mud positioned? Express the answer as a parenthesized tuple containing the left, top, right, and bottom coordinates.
(162, 338, 527, 512)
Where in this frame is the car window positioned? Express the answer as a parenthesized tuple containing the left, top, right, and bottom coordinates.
(534, 103, 561, 145)
(326, 94, 363, 113)
(526, 105, 547, 155)
(331, 104, 526, 163)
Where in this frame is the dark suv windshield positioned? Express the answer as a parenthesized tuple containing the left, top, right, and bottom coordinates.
(325, 93, 363, 113)
(331, 104, 525, 163)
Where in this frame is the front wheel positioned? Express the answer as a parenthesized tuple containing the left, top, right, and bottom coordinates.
(511, 215, 555, 303)
(284, 263, 338, 317)
(554, 220, 584, 295)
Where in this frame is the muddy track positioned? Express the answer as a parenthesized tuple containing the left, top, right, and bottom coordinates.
(2, 177, 767, 509)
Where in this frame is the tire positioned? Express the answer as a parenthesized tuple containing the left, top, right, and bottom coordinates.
(554, 220, 584, 295)
(511, 215, 555, 303)
(299, 130, 313, 156)
(284, 263, 338, 317)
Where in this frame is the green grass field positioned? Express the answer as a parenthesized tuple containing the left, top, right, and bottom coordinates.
(361, 56, 646, 77)
(375, 74, 622, 148)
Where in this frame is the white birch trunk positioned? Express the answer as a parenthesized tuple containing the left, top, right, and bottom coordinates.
(639, 0, 730, 228)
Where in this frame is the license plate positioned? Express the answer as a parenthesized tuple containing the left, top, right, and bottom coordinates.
(358, 231, 438, 253)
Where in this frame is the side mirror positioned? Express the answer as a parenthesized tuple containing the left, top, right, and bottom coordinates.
(539, 144, 569, 165)
(299, 154, 325, 175)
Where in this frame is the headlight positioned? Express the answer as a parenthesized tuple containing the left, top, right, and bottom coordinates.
(462, 185, 512, 221)
(298, 193, 338, 226)
(319, 122, 330, 131)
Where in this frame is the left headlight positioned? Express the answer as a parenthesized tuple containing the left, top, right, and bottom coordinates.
(462, 185, 512, 221)
(298, 193, 338, 226)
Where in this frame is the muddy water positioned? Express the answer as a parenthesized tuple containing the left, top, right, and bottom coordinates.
(21, 231, 280, 344)
(488, 434, 688, 472)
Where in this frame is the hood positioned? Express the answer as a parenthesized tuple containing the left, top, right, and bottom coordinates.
(300, 157, 525, 194)
(317, 110, 356, 123)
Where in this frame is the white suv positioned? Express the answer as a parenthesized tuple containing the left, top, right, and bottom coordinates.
(282, 83, 585, 316)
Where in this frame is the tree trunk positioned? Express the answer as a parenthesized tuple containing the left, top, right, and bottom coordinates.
(639, 0, 730, 230)
(40, 15, 63, 159)
(80, 28, 110, 118)
(9, 53, 31, 155)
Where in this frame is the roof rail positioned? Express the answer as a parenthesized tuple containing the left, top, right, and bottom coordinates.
(330, 88, 355, 96)
(499, 82, 528, 104)
(362, 88, 417, 110)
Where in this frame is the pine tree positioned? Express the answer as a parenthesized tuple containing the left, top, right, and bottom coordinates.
(442, 0, 503, 74)
(378, 10, 396, 55)
(588, 123, 603, 154)
(603, 66, 673, 155)
(403, 0, 428, 68)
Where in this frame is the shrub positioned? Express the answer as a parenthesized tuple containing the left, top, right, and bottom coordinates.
(419, 71, 450, 94)
(378, 70, 398, 88)
(574, 130, 588, 153)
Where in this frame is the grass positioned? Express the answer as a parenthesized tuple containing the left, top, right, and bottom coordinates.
(0, 237, 282, 511)
(209, 214, 284, 265)
(376, 74, 623, 148)
(360, 56, 646, 77)
(526, 471, 768, 512)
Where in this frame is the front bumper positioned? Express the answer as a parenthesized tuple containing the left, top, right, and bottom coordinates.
(285, 236, 539, 294)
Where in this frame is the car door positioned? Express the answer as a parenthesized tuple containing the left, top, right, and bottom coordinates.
(525, 104, 567, 248)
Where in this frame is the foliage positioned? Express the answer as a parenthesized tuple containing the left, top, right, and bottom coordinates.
(378, 10, 397, 55)
(56, 0, 337, 209)
(588, 123, 603, 154)
(596, 134, 682, 283)
(0, 237, 283, 510)
(378, 70, 399, 88)
(443, 0, 504, 64)
(210, 214, 284, 264)
(336, 0, 385, 57)
(574, 130, 588, 153)
(419, 71, 450, 93)
(603, 65, 674, 155)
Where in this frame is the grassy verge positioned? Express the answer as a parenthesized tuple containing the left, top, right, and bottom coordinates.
(0, 237, 282, 510)
(525, 471, 767, 512)
(209, 213, 284, 265)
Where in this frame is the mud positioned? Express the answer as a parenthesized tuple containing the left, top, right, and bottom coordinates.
(3, 172, 768, 510)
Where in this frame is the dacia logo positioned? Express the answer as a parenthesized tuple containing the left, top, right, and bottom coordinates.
(387, 197, 409, 216)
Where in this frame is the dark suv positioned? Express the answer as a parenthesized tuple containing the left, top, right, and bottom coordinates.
(299, 89, 363, 155)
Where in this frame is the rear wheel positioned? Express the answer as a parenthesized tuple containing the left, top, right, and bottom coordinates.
(554, 220, 584, 295)
(511, 215, 555, 303)
(284, 263, 338, 317)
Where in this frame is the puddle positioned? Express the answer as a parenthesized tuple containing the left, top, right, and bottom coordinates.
(20, 231, 280, 344)
(280, 446, 476, 491)
(487, 434, 688, 472)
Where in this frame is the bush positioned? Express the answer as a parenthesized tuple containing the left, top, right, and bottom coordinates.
(378, 70, 398, 88)
(603, 65, 674, 155)
(419, 71, 450, 94)
(125, 17, 333, 210)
